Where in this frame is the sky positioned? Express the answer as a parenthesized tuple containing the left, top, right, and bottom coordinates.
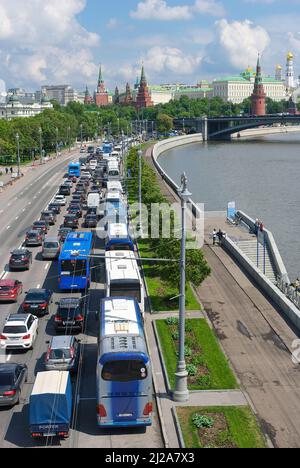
(1, 0, 300, 93)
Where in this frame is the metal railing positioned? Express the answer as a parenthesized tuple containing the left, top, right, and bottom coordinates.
(277, 276, 300, 310)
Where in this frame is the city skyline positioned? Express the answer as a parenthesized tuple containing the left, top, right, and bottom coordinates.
(0, 0, 300, 91)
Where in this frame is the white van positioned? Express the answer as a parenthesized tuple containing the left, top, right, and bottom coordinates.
(88, 193, 101, 209)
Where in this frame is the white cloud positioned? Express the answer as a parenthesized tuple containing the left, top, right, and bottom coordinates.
(216, 19, 270, 69)
(130, 0, 224, 21)
(107, 18, 119, 29)
(143, 46, 202, 75)
(0, 0, 100, 88)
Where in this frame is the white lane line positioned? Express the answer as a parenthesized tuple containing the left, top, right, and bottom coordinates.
(36, 284, 41, 289)
(6, 226, 10, 230)
(28, 202, 32, 205)
(15, 216, 19, 220)
(0, 210, 3, 214)
(6, 354, 11, 362)
(45, 264, 49, 270)
(22, 209, 26, 212)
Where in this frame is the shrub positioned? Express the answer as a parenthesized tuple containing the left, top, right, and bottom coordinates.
(185, 322, 193, 333)
(187, 364, 197, 376)
(166, 317, 179, 326)
(192, 355, 205, 367)
(197, 375, 211, 387)
(172, 331, 179, 341)
(185, 346, 193, 358)
(192, 414, 214, 429)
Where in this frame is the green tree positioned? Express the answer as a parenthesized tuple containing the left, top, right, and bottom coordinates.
(157, 113, 174, 133)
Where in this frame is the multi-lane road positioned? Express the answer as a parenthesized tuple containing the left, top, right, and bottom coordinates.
(0, 151, 163, 448)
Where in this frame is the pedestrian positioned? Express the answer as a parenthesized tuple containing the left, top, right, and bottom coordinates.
(217, 229, 224, 245)
(5, 168, 8, 175)
(212, 229, 217, 246)
(10, 167, 13, 174)
(295, 278, 300, 292)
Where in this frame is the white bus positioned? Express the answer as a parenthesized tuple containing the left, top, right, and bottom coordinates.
(105, 251, 145, 313)
(107, 181, 123, 194)
(107, 160, 120, 180)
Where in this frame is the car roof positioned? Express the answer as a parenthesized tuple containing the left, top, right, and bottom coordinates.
(0, 363, 19, 373)
(44, 237, 59, 242)
(33, 220, 46, 224)
(6, 314, 30, 323)
(59, 298, 81, 306)
(50, 335, 74, 349)
(0, 280, 17, 287)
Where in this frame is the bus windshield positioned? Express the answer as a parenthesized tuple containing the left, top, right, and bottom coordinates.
(102, 360, 148, 382)
(61, 260, 87, 276)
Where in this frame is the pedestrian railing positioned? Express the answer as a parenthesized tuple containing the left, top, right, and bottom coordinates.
(277, 276, 300, 310)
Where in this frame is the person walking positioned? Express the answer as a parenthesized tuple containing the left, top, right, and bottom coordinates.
(212, 229, 218, 246)
(5, 168, 8, 175)
(10, 167, 13, 174)
(217, 229, 224, 245)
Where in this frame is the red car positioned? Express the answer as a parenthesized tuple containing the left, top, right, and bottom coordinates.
(0, 280, 23, 303)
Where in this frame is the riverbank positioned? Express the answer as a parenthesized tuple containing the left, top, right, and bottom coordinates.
(232, 125, 300, 139)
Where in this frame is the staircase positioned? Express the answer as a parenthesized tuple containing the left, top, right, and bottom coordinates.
(235, 239, 277, 284)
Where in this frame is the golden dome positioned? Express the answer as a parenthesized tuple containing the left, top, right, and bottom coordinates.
(246, 66, 253, 73)
(276, 64, 282, 70)
(287, 52, 294, 60)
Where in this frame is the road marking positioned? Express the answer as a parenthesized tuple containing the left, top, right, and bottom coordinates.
(8, 203, 11, 207)
(6, 226, 10, 230)
(45, 264, 49, 270)
(28, 202, 32, 205)
(15, 216, 19, 220)
(37, 284, 41, 289)
(0, 210, 3, 214)
(6, 354, 11, 362)
(22, 209, 26, 212)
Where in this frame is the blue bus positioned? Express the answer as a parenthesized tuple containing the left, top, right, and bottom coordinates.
(106, 223, 134, 252)
(96, 297, 152, 428)
(68, 162, 81, 178)
(103, 142, 113, 155)
(58, 232, 93, 291)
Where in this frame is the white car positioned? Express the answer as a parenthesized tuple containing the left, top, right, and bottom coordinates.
(81, 171, 92, 180)
(0, 314, 38, 351)
(53, 195, 67, 206)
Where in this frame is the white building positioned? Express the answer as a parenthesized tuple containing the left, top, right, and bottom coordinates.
(41, 85, 77, 106)
(0, 94, 53, 120)
(286, 52, 295, 90)
(213, 67, 286, 104)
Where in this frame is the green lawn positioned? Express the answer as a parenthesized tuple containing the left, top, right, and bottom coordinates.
(138, 239, 201, 312)
(156, 319, 238, 390)
(177, 406, 266, 449)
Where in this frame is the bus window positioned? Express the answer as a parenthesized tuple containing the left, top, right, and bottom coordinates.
(61, 260, 87, 276)
(110, 284, 141, 303)
(102, 360, 148, 382)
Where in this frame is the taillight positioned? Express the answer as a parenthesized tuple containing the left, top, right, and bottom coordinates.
(23, 303, 30, 309)
(45, 349, 51, 362)
(40, 302, 47, 309)
(4, 390, 16, 397)
(0, 335, 7, 340)
(76, 315, 84, 322)
(32, 433, 42, 438)
(97, 404, 107, 417)
(55, 316, 62, 322)
(143, 403, 153, 416)
(70, 347, 75, 359)
(58, 432, 68, 438)
(23, 334, 31, 340)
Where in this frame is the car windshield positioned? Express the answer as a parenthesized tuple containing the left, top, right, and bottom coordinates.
(0, 373, 14, 386)
(26, 292, 47, 301)
(3, 326, 27, 334)
(34, 222, 45, 227)
(49, 349, 71, 360)
(0, 286, 12, 291)
(12, 253, 27, 259)
(102, 360, 147, 382)
(27, 233, 37, 238)
(44, 243, 59, 249)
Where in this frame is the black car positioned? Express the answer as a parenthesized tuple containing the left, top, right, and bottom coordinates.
(85, 214, 98, 228)
(0, 364, 28, 407)
(59, 185, 71, 196)
(22, 289, 53, 317)
(64, 214, 79, 229)
(68, 205, 82, 218)
(40, 211, 57, 226)
(55, 298, 85, 333)
(48, 203, 61, 215)
(58, 227, 72, 243)
(9, 249, 32, 271)
(32, 220, 49, 234)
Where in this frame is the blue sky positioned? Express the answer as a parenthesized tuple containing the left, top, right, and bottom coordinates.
(0, 0, 300, 92)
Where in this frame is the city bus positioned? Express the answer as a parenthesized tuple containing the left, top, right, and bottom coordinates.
(58, 232, 93, 291)
(106, 223, 134, 252)
(103, 142, 113, 155)
(68, 162, 81, 178)
(96, 297, 152, 428)
(107, 160, 120, 180)
(105, 251, 145, 313)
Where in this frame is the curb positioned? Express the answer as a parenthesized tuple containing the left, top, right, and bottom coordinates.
(152, 320, 172, 395)
(171, 407, 186, 449)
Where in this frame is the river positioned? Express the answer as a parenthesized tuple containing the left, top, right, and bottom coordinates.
(158, 133, 300, 280)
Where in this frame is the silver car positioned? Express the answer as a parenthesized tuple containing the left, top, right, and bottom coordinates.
(45, 336, 80, 373)
(42, 237, 61, 260)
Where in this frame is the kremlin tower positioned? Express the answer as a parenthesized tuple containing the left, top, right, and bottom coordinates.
(135, 66, 153, 111)
(95, 64, 109, 107)
(84, 85, 93, 105)
(251, 55, 266, 116)
(123, 83, 134, 105)
(286, 52, 295, 90)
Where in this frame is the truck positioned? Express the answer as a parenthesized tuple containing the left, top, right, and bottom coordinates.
(29, 371, 73, 439)
(88, 192, 101, 209)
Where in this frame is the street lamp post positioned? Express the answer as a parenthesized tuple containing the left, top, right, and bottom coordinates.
(16, 133, 20, 178)
(173, 173, 191, 403)
(55, 127, 58, 158)
(80, 124, 83, 147)
(138, 149, 143, 235)
(38, 127, 43, 165)
(68, 127, 71, 153)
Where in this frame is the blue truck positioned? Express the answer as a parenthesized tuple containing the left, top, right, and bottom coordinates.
(29, 371, 73, 439)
